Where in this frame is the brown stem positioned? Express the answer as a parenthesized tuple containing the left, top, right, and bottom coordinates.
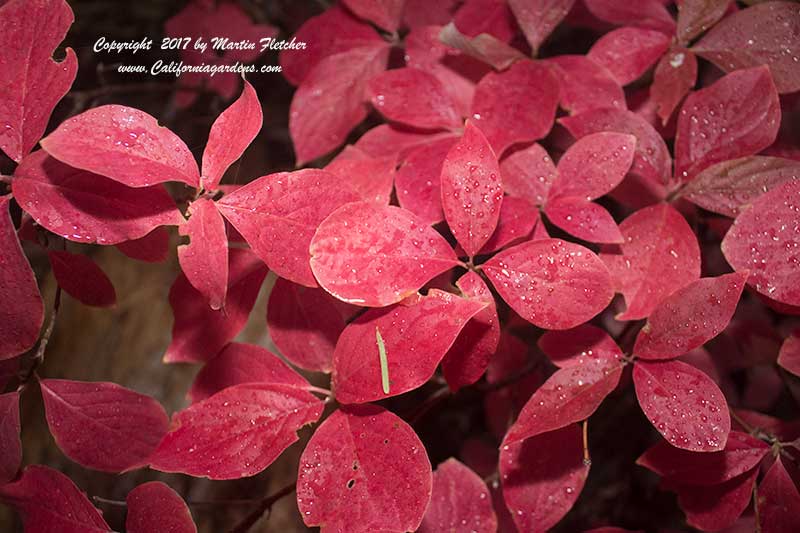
(582, 420, 591, 466)
(18, 287, 62, 391)
(227, 482, 296, 533)
(93, 496, 263, 508)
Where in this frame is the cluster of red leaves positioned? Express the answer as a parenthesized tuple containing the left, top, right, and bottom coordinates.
(2, 0, 800, 532)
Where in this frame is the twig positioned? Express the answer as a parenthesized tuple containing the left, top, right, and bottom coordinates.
(227, 482, 296, 533)
(18, 287, 62, 391)
(582, 420, 591, 467)
(93, 496, 263, 508)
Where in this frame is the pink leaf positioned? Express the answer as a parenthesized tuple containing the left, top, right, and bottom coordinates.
(652, 48, 698, 125)
(0, 392, 21, 484)
(419, 458, 497, 533)
(587, 27, 671, 85)
(674, 66, 780, 181)
(758, 457, 800, 533)
(546, 55, 626, 114)
(289, 44, 390, 165)
(324, 145, 396, 204)
(508, 0, 576, 54)
(150, 383, 323, 479)
(310, 202, 460, 307)
(217, 169, 359, 287)
(633, 272, 748, 360)
(583, 0, 676, 34)
(48, 251, 116, 308)
(40, 378, 169, 472)
(454, 0, 517, 41)
(676, 0, 730, 45)
(501, 425, 589, 533)
(500, 143, 558, 206)
(354, 124, 455, 160)
(600, 203, 701, 320)
(778, 332, 800, 378)
(342, 0, 404, 32)
(126, 481, 196, 533)
(550, 132, 636, 201)
(178, 199, 228, 310)
(280, 6, 383, 86)
(560, 107, 672, 187)
(116, 227, 170, 263)
(683, 156, 800, 218)
(267, 278, 353, 373)
(165, 248, 268, 363)
(0, 465, 110, 532)
(693, 2, 800, 94)
(0, 0, 77, 162)
(440, 121, 504, 257)
(201, 80, 262, 190)
(483, 238, 614, 330)
(333, 290, 486, 403)
(672, 468, 758, 532)
(13, 151, 183, 244)
(479, 196, 540, 254)
(189, 342, 309, 403)
(403, 0, 459, 28)
(637, 431, 769, 486)
(721, 179, 800, 306)
(297, 405, 432, 533)
(367, 68, 462, 131)
(395, 136, 458, 225)
(470, 60, 560, 156)
(438, 22, 526, 71)
(40, 105, 200, 187)
(544, 197, 624, 244)
(633, 359, 730, 452)
(538, 324, 625, 368)
(0, 196, 43, 359)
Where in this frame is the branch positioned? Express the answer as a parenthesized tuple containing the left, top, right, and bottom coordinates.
(227, 482, 296, 533)
(18, 287, 62, 391)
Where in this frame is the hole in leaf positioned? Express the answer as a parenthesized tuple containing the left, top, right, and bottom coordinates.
(347, 479, 355, 489)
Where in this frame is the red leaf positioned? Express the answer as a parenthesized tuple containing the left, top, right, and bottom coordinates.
(395, 136, 458, 224)
(403, 0, 459, 28)
(672, 468, 758, 532)
(13, 151, 183, 244)
(0, 196, 43, 359)
(438, 22, 526, 71)
(165, 248, 268, 363)
(544, 197, 624, 244)
(600, 203, 701, 320)
(637, 431, 768, 486)
(332, 290, 486, 403)
(560, 108, 672, 188)
(779, 332, 800, 378)
(652, 48, 698, 125)
(40, 378, 168, 472)
(116, 227, 170, 263)
(367, 68, 462, 131)
(501, 425, 590, 533)
(634, 272, 748, 360)
(676, 0, 730, 45)
(217, 169, 359, 287)
(508, 0, 576, 54)
(189, 342, 309, 403)
(504, 357, 623, 444)
(342, 0, 404, 32)
(419, 458, 497, 533)
(40, 105, 200, 187)
(538, 324, 625, 368)
(633, 359, 730, 452)
(48, 251, 116, 308)
(674, 66, 780, 181)
(310, 202, 460, 307)
(587, 27, 671, 85)
(178, 199, 228, 310)
(150, 383, 323, 479)
(483, 238, 614, 330)
(443, 272, 501, 391)
(721, 179, 800, 306)
(479, 196, 540, 254)
(454, 0, 517, 41)
(500, 143, 558, 206)
(289, 44, 390, 165)
(440, 121, 504, 257)
(549, 132, 636, 201)
(126, 481, 196, 533)
(297, 405, 432, 533)
(280, 6, 383, 86)
(355, 123, 455, 160)
(267, 278, 353, 373)
(470, 60, 560, 156)
(683, 156, 800, 218)
(0, 392, 21, 484)
(758, 457, 800, 533)
(324, 145, 396, 204)
(0, 0, 77, 162)
(0, 465, 110, 532)
(693, 2, 800, 94)
(546, 55, 626, 114)
(583, 0, 676, 34)
(201, 80, 262, 190)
